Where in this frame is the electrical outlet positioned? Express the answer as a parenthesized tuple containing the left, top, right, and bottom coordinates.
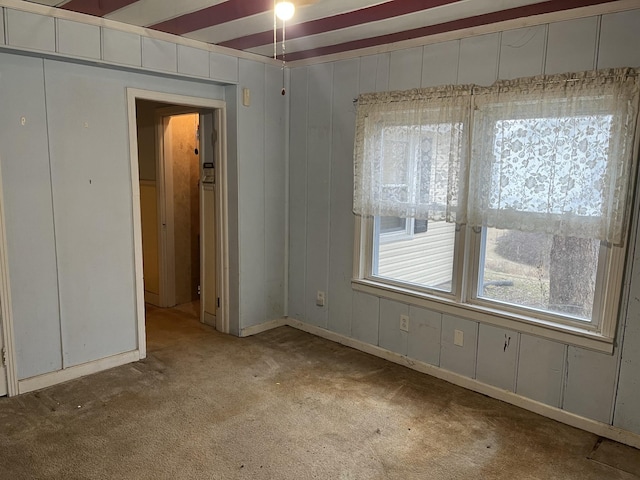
(400, 314, 409, 332)
(316, 291, 326, 307)
(454, 329, 464, 347)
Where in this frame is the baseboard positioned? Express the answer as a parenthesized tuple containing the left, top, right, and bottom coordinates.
(18, 350, 140, 395)
(240, 318, 287, 337)
(144, 291, 160, 306)
(203, 311, 216, 328)
(284, 318, 640, 450)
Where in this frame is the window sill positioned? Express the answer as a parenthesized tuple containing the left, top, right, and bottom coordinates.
(351, 278, 615, 354)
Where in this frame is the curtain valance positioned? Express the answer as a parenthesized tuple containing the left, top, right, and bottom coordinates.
(353, 68, 640, 245)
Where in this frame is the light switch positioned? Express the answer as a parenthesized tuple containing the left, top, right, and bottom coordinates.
(242, 88, 251, 107)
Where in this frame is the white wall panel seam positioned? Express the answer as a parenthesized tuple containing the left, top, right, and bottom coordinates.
(540, 24, 549, 77)
(303, 69, 309, 322)
(283, 68, 291, 318)
(418, 46, 426, 90)
(350, 59, 361, 338)
(41, 59, 64, 370)
(326, 63, 335, 326)
(263, 65, 267, 324)
(513, 332, 521, 393)
(593, 15, 602, 69)
(495, 31, 503, 83)
(455, 39, 461, 85)
(99, 26, 104, 61)
(560, 345, 569, 409)
(437, 314, 442, 367)
(473, 322, 479, 379)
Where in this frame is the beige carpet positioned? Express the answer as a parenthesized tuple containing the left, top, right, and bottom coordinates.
(0, 303, 638, 479)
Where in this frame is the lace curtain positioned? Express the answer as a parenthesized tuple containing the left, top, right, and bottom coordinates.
(353, 85, 471, 222)
(468, 69, 640, 245)
(353, 68, 640, 244)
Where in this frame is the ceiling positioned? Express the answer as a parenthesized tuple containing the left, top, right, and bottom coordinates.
(25, 0, 622, 62)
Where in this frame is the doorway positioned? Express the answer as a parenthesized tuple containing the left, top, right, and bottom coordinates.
(127, 89, 229, 360)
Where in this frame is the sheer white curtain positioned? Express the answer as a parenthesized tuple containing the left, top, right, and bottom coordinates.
(354, 68, 640, 245)
(353, 85, 471, 222)
(467, 69, 640, 245)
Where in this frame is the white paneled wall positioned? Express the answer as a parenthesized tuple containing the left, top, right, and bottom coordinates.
(233, 60, 287, 330)
(0, 55, 230, 381)
(0, 4, 286, 374)
(264, 65, 287, 323)
(234, 61, 287, 331)
(304, 63, 333, 329)
(288, 9, 640, 437)
(237, 59, 266, 329)
(327, 59, 358, 337)
(0, 53, 61, 379)
(2, 7, 239, 84)
(6, 9, 55, 52)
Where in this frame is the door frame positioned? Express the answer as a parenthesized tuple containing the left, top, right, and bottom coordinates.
(0, 157, 18, 396)
(127, 89, 230, 359)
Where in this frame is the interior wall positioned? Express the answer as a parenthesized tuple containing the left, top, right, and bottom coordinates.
(0, 5, 287, 386)
(0, 52, 226, 380)
(234, 61, 287, 333)
(169, 113, 200, 305)
(288, 9, 640, 436)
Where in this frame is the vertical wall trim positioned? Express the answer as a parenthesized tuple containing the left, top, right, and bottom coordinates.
(325, 63, 335, 323)
(454, 40, 461, 85)
(495, 32, 503, 82)
(473, 322, 479, 379)
(593, 15, 602, 69)
(560, 345, 569, 409)
(513, 332, 522, 393)
(263, 65, 267, 325)
(0, 142, 18, 395)
(283, 69, 291, 317)
(302, 70, 309, 321)
(41, 59, 65, 370)
(541, 24, 550, 74)
(2, 8, 6, 44)
(418, 46, 426, 88)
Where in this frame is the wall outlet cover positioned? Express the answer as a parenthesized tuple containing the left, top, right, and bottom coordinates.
(400, 314, 409, 332)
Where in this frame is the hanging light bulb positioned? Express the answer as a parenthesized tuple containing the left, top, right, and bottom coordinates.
(273, 1, 295, 95)
(275, 1, 295, 21)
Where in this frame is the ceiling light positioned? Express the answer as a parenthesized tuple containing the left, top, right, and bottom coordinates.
(275, 1, 295, 21)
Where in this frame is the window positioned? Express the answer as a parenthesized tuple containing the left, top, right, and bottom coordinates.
(353, 69, 640, 350)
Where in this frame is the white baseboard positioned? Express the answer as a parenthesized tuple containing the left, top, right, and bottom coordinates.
(144, 291, 160, 306)
(203, 311, 216, 327)
(240, 318, 287, 337)
(18, 350, 140, 395)
(285, 318, 640, 450)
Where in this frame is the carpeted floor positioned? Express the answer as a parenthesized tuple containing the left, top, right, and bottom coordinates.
(0, 303, 639, 479)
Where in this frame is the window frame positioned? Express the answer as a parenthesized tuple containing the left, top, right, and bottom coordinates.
(353, 212, 626, 353)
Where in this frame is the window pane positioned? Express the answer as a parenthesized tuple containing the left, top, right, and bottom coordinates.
(379, 216, 406, 234)
(478, 228, 599, 321)
(374, 218, 455, 292)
